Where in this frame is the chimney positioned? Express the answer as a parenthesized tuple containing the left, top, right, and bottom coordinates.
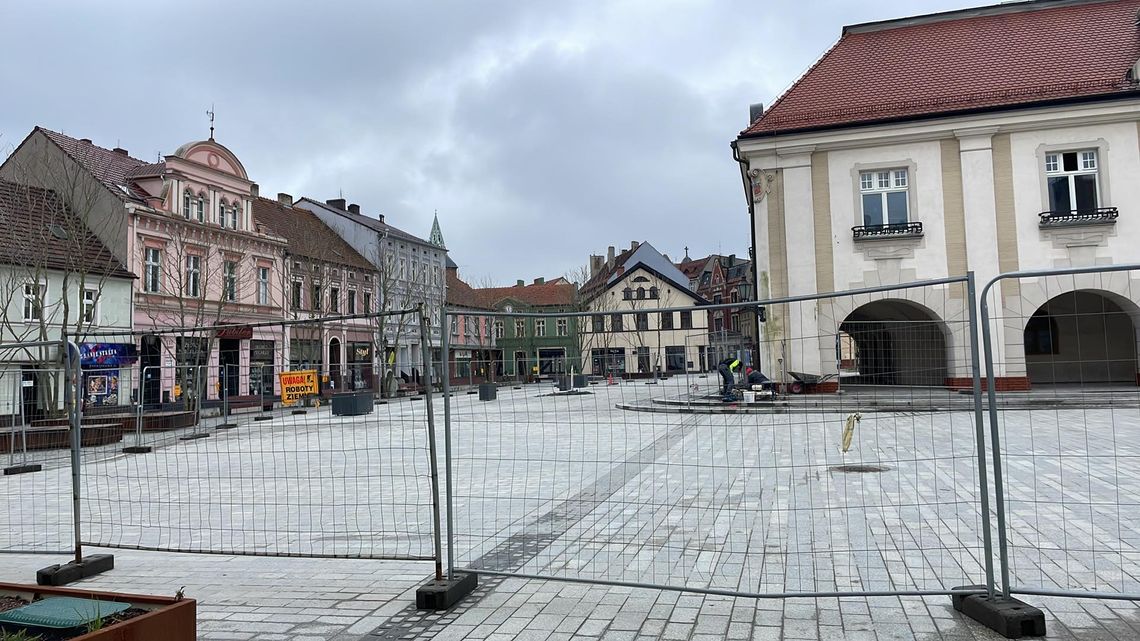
(79, 138, 92, 144)
(516, 279, 525, 287)
(378, 214, 385, 223)
(729, 253, 736, 266)
(113, 147, 129, 156)
(277, 192, 293, 206)
(533, 277, 545, 285)
(607, 246, 615, 267)
(749, 102, 765, 124)
(348, 203, 360, 215)
(250, 183, 259, 198)
(325, 198, 346, 210)
(630, 240, 640, 251)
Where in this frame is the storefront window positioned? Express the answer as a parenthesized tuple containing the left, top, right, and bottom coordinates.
(249, 339, 275, 397)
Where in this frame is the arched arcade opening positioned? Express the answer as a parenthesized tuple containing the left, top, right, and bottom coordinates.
(839, 299, 949, 386)
(1024, 290, 1139, 385)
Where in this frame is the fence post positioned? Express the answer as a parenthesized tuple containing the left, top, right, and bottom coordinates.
(441, 311, 455, 580)
(978, 276, 1012, 598)
(964, 273, 996, 597)
(64, 341, 83, 565)
(415, 305, 477, 609)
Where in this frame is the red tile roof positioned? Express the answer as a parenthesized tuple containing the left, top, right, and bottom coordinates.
(475, 280, 577, 308)
(742, 0, 1140, 137)
(0, 179, 134, 279)
(446, 269, 493, 310)
(252, 197, 374, 272)
(35, 127, 151, 202)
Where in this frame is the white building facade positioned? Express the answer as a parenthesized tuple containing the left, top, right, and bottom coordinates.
(734, 0, 1140, 390)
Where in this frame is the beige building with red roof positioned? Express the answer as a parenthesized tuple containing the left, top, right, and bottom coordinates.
(734, 0, 1140, 390)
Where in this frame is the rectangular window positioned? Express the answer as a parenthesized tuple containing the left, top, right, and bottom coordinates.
(196, 195, 205, 223)
(228, 203, 239, 229)
(731, 313, 739, 331)
(515, 318, 525, 337)
(660, 312, 674, 330)
(144, 247, 162, 293)
(257, 267, 270, 305)
(557, 318, 568, 336)
(186, 256, 201, 297)
(347, 289, 357, 314)
(592, 314, 605, 333)
(611, 313, 623, 332)
(22, 282, 43, 321)
(311, 283, 321, 311)
(182, 191, 191, 218)
(680, 310, 693, 329)
(292, 280, 303, 309)
(362, 291, 372, 312)
(330, 286, 340, 313)
(535, 319, 546, 337)
(1045, 150, 1099, 213)
(223, 260, 237, 302)
(635, 313, 649, 331)
(859, 168, 909, 226)
(451, 317, 459, 336)
(81, 288, 98, 323)
(494, 320, 504, 339)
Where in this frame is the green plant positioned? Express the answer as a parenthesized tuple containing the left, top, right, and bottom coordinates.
(0, 629, 44, 641)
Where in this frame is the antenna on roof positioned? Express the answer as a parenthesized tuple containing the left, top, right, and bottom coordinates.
(206, 104, 215, 140)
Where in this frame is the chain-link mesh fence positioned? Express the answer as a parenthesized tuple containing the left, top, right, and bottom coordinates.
(980, 265, 1140, 599)
(70, 311, 438, 560)
(445, 277, 994, 597)
(0, 345, 76, 554)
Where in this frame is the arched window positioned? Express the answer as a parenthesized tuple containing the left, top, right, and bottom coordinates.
(636, 287, 646, 299)
(182, 190, 192, 218)
(196, 192, 206, 222)
(649, 287, 659, 299)
(623, 288, 633, 300)
(229, 201, 239, 229)
(218, 198, 228, 226)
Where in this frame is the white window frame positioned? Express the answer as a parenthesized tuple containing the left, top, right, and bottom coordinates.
(494, 320, 504, 339)
(1044, 149, 1100, 213)
(196, 193, 206, 223)
(228, 202, 239, 229)
(223, 260, 238, 302)
(144, 247, 162, 293)
(23, 281, 45, 322)
(515, 318, 525, 337)
(291, 279, 304, 310)
(858, 168, 909, 227)
(186, 255, 202, 297)
(451, 316, 459, 336)
(182, 190, 192, 218)
(556, 318, 568, 337)
(80, 287, 99, 324)
(257, 266, 270, 305)
(535, 318, 546, 337)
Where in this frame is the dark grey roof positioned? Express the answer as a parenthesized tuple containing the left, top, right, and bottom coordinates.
(295, 197, 433, 247)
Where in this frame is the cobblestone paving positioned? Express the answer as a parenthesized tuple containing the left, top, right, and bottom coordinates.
(2, 377, 1139, 638)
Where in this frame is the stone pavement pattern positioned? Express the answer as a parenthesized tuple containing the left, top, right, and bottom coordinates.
(2, 377, 1140, 638)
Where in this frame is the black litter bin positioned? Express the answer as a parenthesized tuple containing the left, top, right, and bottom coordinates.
(478, 383, 497, 401)
(332, 391, 374, 416)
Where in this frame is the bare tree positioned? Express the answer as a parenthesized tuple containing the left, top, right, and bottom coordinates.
(0, 154, 124, 417)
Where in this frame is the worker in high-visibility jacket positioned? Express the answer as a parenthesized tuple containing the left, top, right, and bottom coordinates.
(717, 356, 742, 401)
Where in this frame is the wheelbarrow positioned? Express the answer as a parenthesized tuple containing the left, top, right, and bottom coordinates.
(785, 371, 837, 394)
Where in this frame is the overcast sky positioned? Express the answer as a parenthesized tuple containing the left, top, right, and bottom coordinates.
(0, 0, 982, 285)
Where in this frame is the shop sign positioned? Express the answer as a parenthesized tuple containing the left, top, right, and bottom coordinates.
(80, 343, 138, 368)
(216, 325, 254, 340)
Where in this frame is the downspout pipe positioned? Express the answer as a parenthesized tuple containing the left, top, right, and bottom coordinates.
(730, 139, 760, 349)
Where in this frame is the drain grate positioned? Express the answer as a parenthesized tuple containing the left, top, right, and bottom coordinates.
(830, 464, 890, 473)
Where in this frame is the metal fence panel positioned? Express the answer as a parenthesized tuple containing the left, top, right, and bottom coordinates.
(74, 312, 438, 560)
(0, 341, 77, 555)
(446, 278, 992, 597)
(980, 264, 1140, 599)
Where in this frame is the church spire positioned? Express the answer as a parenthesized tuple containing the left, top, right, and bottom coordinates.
(429, 210, 446, 249)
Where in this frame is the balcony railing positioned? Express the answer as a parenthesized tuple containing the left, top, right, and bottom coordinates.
(851, 221, 923, 240)
(1038, 207, 1118, 227)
